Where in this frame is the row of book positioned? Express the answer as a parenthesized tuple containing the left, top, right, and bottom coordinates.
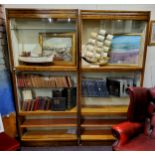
(22, 97, 51, 111)
(82, 79, 109, 97)
(21, 87, 76, 111)
(107, 77, 137, 97)
(82, 77, 137, 97)
(17, 74, 73, 88)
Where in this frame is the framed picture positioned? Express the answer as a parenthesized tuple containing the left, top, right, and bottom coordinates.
(149, 21, 155, 45)
(109, 34, 142, 65)
(39, 32, 76, 66)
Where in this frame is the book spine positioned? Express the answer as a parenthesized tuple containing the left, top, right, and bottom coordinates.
(65, 87, 76, 110)
(51, 97, 66, 111)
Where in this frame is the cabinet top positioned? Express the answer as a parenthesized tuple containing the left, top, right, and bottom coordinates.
(5, 9, 78, 19)
(5, 9, 150, 20)
(80, 10, 150, 20)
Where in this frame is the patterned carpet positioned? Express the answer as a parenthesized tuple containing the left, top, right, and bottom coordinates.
(21, 146, 112, 151)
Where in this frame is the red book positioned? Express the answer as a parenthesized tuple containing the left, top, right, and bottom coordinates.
(33, 97, 39, 111)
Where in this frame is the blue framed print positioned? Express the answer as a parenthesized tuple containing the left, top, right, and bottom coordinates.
(109, 35, 141, 65)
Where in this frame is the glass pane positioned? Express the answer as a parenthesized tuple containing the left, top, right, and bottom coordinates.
(81, 71, 141, 107)
(81, 19, 147, 67)
(10, 18, 76, 66)
(16, 71, 77, 111)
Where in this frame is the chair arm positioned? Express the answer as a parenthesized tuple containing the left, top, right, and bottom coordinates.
(112, 121, 143, 150)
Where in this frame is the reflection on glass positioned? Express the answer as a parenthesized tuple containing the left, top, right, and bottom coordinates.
(10, 18, 76, 66)
(81, 19, 146, 67)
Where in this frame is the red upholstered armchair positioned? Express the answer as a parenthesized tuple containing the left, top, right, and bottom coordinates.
(0, 132, 20, 151)
(112, 87, 155, 151)
(0, 115, 20, 151)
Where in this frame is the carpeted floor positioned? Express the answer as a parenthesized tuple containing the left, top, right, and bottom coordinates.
(21, 146, 112, 151)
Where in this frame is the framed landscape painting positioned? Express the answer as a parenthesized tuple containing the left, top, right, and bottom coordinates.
(109, 35, 141, 65)
(39, 32, 76, 66)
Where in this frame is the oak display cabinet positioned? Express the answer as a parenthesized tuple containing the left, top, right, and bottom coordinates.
(79, 10, 150, 142)
(6, 9, 79, 144)
(6, 9, 150, 145)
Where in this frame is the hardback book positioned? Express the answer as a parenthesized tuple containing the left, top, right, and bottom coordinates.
(26, 100, 31, 111)
(96, 80, 109, 97)
(44, 99, 51, 110)
(37, 97, 44, 110)
(107, 78, 120, 96)
(87, 80, 95, 96)
(21, 100, 27, 111)
(51, 97, 66, 111)
(53, 89, 64, 97)
(82, 79, 88, 96)
(62, 87, 76, 109)
(82, 79, 109, 97)
(106, 77, 135, 97)
(33, 97, 40, 111)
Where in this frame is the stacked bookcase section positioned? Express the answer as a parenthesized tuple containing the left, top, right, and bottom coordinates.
(79, 10, 150, 142)
(6, 9, 79, 142)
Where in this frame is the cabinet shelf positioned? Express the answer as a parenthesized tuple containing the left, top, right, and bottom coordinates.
(81, 129, 115, 141)
(21, 130, 77, 141)
(81, 135, 115, 141)
(14, 65, 77, 72)
(81, 66, 143, 72)
(18, 86, 76, 89)
(20, 118, 77, 128)
(81, 118, 126, 128)
(81, 96, 129, 107)
(19, 107, 77, 116)
(81, 106, 128, 116)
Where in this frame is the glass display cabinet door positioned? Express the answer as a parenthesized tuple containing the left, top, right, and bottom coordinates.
(9, 17, 77, 67)
(81, 19, 147, 67)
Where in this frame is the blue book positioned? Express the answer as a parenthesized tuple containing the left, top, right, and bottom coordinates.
(96, 80, 109, 97)
(93, 80, 99, 97)
(87, 80, 95, 96)
(82, 80, 87, 96)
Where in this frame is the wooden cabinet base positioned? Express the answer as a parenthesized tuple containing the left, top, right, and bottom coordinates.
(21, 140, 114, 147)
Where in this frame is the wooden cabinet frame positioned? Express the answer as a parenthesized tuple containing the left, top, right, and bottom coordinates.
(5, 9, 150, 146)
(79, 10, 150, 142)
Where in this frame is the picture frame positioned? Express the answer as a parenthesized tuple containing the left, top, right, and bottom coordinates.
(109, 34, 142, 65)
(149, 21, 155, 45)
(39, 32, 76, 66)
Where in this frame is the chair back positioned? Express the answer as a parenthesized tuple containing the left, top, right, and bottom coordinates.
(127, 87, 150, 122)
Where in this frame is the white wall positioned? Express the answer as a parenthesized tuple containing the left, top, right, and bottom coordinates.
(4, 4, 155, 87)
